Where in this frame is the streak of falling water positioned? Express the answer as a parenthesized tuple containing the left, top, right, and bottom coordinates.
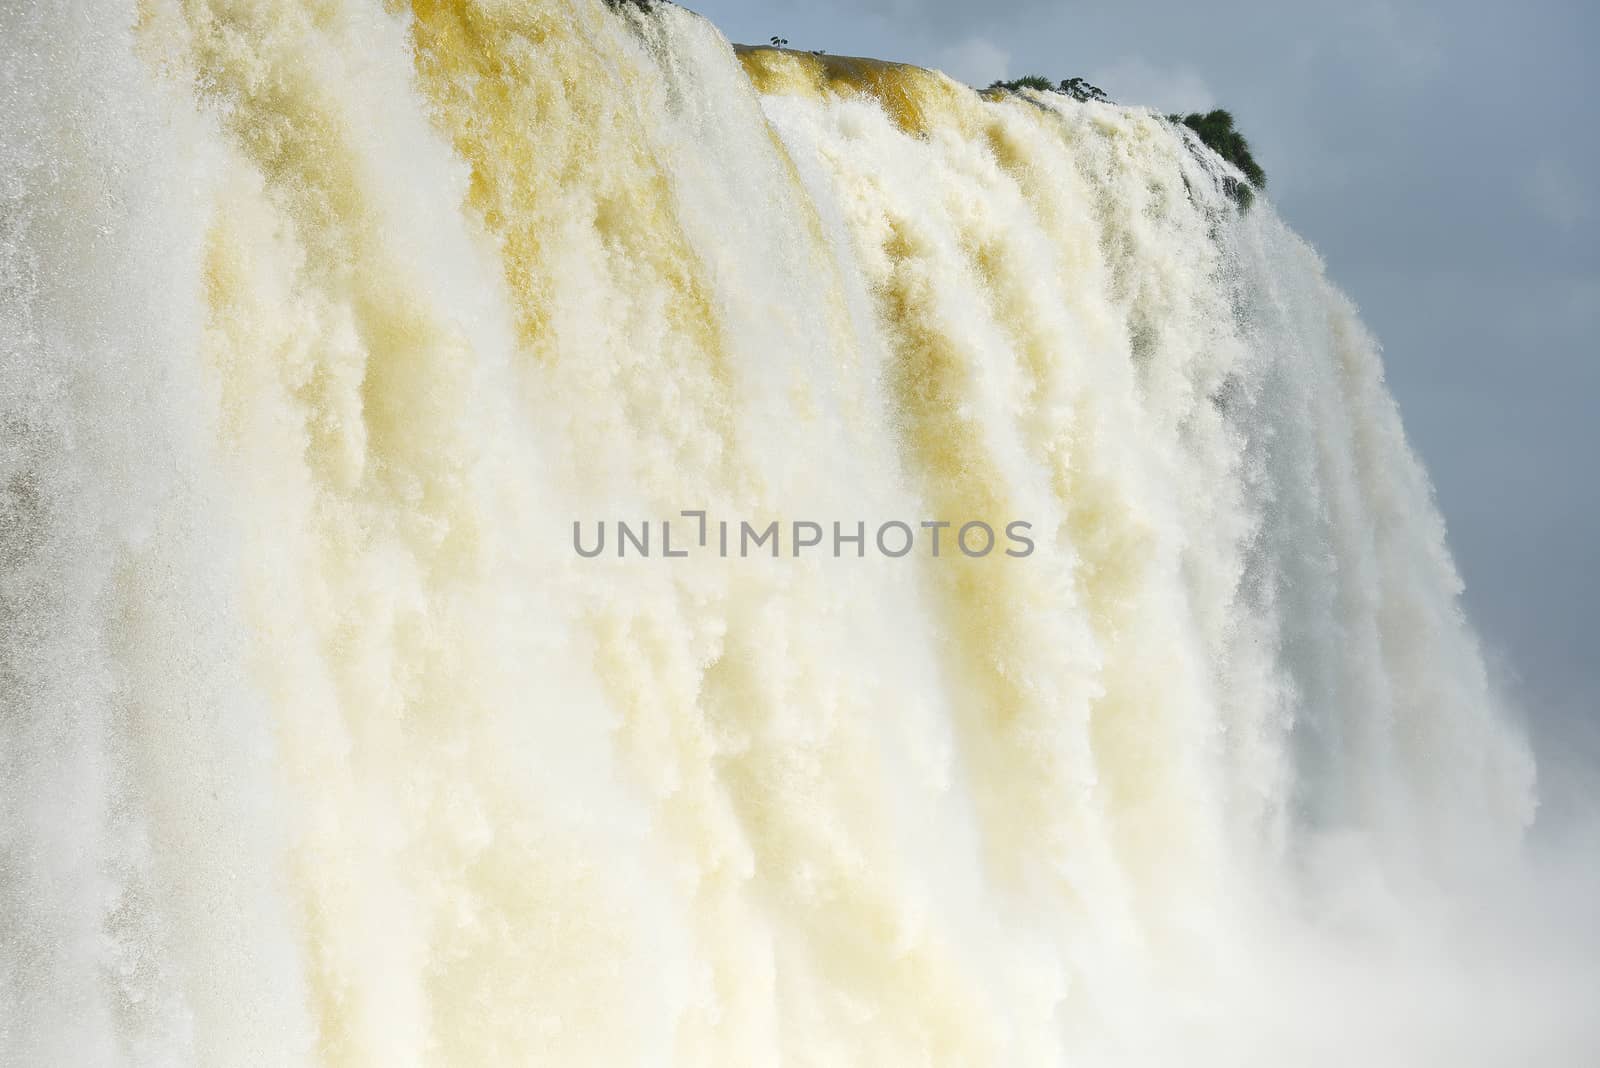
(2, 1, 1590, 1065)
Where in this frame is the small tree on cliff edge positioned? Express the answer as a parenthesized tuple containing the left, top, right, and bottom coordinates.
(1169, 109, 1266, 189)
(987, 75, 1110, 103)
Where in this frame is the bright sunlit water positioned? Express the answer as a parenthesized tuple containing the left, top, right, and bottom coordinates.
(2, 2, 1594, 1064)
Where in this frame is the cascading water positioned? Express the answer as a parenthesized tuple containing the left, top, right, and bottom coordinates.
(2, 1, 1591, 1064)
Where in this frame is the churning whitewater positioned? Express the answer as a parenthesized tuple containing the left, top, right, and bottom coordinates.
(2, 0, 1583, 1065)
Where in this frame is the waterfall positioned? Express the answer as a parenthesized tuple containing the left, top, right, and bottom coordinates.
(3, 1, 1584, 1064)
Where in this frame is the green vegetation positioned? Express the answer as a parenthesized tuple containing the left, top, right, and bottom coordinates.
(987, 75, 1110, 103)
(1168, 109, 1266, 209)
(1058, 77, 1109, 103)
(989, 74, 1056, 92)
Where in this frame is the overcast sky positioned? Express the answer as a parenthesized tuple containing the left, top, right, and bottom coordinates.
(689, 0, 1598, 754)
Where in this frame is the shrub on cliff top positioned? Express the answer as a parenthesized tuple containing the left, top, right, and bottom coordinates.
(1169, 109, 1266, 192)
(988, 75, 1110, 103)
(989, 74, 1056, 92)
